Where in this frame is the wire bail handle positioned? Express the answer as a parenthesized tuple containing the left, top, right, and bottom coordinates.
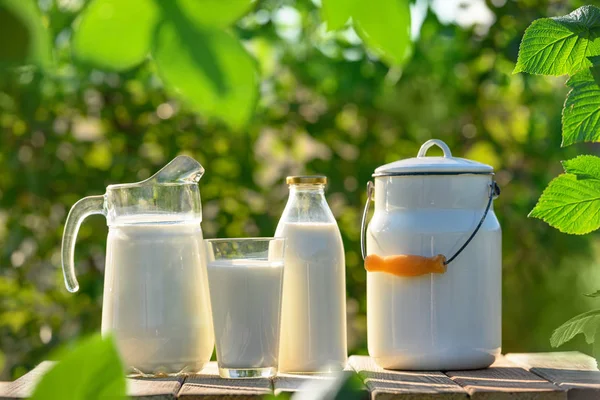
(360, 180, 500, 263)
(360, 180, 375, 260)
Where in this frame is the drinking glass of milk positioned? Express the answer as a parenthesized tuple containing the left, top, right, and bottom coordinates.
(204, 237, 286, 379)
(61, 156, 214, 375)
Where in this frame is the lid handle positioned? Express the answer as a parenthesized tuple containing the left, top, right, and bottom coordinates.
(417, 139, 452, 158)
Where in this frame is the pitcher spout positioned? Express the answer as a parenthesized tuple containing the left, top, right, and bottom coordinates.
(143, 155, 205, 185)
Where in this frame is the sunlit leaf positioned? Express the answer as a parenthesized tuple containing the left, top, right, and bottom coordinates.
(585, 290, 600, 298)
(551, 309, 600, 347)
(562, 155, 600, 178)
(352, 0, 411, 66)
(320, 0, 411, 66)
(514, 5, 600, 76)
(73, 0, 160, 71)
(174, 0, 255, 28)
(152, 20, 258, 129)
(529, 171, 600, 235)
(562, 66, 600, 146)
(321, 0, 354, 31)
(31, 335, 125, 400)
(0, 0, 51, 67)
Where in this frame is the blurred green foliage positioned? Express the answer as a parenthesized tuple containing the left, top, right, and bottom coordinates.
(31, 334, 125, 400)
(2, 0, 600, 381)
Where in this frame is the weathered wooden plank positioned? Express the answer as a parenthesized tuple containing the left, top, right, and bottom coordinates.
(127, 376, 184, 399)
(4, 354, 598, 399)
(506, 352, 600, 400)
(0, 382, 14, 400)
(445, 356, 565, 400)
(0, 361, 55, 399)
(178, 362, 272, 399)
(348, 355, 468, 400)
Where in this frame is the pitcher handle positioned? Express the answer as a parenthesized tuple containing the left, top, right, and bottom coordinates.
(61, 195, 105, 292)
(360, 181, 374, 260)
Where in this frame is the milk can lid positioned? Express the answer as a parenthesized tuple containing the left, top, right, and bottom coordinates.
(373, 139, 494, 176)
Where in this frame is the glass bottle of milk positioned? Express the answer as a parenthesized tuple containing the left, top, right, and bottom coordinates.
(276, 175, 347, 373)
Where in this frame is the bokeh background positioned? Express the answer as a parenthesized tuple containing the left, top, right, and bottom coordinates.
(1, 0, 599, 380)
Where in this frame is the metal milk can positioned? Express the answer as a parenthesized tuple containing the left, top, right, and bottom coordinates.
(362, 139, 501, 370)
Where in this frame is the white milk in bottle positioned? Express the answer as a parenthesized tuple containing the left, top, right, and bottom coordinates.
(276, 176, 347, 372)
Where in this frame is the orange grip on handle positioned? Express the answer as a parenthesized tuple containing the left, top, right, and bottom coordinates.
(364, 254, 447, 277)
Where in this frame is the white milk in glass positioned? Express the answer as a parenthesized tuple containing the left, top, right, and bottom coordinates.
(276, 221, 347, 372)
(207, 259, 284, 369)
(101, 218, 214, 374)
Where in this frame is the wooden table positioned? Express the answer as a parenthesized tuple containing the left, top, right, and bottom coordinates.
(1, 352, 599, 399)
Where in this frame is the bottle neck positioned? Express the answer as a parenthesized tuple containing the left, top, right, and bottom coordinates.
(289, 184, 325, 194)
(280, 184, 334, 224)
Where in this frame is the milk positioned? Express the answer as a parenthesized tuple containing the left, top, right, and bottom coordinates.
(276, 222, 347, 372)
(101, 218, 214, 374)
(207, 259, 284, 369)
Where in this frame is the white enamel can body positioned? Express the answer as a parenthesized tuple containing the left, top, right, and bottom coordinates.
(365, 140, 501, 370)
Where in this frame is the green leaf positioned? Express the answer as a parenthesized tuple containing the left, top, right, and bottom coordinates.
(73, 0, 160, 71)
(562, 66, 600, 146)
(174, 0, 255, 28)
(529, 172, 600, 234)
(352, 0, 412, 66)
(152, 20, 258, 129)
(0, 0, 52, 67)
(31, 335, 125, 400)
(321, 0, 354, 31)
(551, 309, 600, 347)
(562, 155, 600, 178)
(585, 290, 600, 298)
(514, 5, 600, 76)
(320, 0, 411, 66)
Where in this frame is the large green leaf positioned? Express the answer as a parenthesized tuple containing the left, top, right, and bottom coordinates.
(320, 0, 411, 66)
(352, 0, 411, 66)
(73, 0, 160, 71)
(562, 66, 600, 146)
(514, 5, 600, 76)
(174, 0, 255, 28)
(550, 309, 600, 347)
(31, 335, 125, 400)
(0, 0, 51, 67)
(529, 170, 600, 235)
(152, 20, 258, 129)
(321, 0, 354, 31)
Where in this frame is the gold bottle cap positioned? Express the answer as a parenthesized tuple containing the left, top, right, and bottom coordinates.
(286, 175, 327, 185)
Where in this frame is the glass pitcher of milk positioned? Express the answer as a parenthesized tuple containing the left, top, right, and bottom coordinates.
(275, 176, 347, 373)
(61, 156, 214, 375)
